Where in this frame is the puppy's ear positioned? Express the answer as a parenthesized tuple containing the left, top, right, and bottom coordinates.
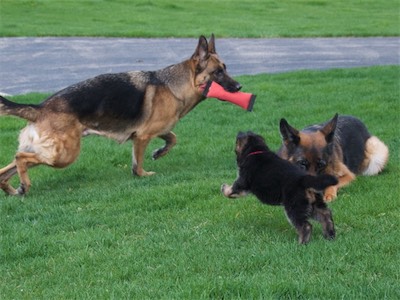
(236, 131, 247, 141)
(320, 113, 338, 144)
(280, 118, 300, 146)
(236, 131, 248, 144)
(235, 131, 249, 155)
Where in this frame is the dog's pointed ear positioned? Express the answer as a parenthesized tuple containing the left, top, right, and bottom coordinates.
(236, 131, 248, 145)
(235, 131, 249, 156)
(208, 33, 216, 54)
(280, 118, 300, 146)
(320, 113, 338, 143)
(192, 35, 209, 61)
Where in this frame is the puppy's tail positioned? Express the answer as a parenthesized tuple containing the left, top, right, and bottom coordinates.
(361, 136, 389, 176)
(0, 95, 40, 122)
(301, 174, 338, 191)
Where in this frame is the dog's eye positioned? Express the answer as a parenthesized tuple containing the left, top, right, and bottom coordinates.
(317, 160, 327, 170)
(214, 68, 224, 76)
(297, 160, 309, 170)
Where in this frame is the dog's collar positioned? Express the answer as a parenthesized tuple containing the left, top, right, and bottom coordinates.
(246, 151, 265, 157)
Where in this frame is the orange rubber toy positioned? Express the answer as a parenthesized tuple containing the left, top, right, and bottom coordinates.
(202, 81, 256, 112)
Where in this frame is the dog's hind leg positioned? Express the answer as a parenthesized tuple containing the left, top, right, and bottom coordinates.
(312, 199, 335, 240)
(14, 152, 43, 195)
(295, 222, 313, 245)
(0, 161, 19, 195)
(284, 201, 313, 244)
(152, 132, 177, 160)
(132, 136, 155, 176)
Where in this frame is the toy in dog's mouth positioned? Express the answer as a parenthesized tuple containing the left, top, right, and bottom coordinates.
(201, 81, 256, 111)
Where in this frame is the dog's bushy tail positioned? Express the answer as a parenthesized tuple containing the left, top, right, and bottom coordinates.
(0, 95, 40, 122)
(301, 174, 338, 191)
(362, 136, 389, 176)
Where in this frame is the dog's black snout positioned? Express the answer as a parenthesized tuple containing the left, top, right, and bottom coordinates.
(235, 83, 242, 91)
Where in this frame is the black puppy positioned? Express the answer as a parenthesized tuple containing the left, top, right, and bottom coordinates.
(221, 131, 339, 244)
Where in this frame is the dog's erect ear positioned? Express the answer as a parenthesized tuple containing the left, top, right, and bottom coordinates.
(192, 35, 209, 62)
(320, 113, 338, 144)
(192, 35, 210, 73)
(236, 131, 249, 146)
(246, 131, 266, 144)
(235, 131, 249, 155)
(280, 118, 300, 146)
(208, 33, 216, 54)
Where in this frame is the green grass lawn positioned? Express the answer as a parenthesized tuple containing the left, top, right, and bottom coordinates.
(1, 0, 399, 37)
(1, 1, 399, 298)
(1, 66, 399, 299)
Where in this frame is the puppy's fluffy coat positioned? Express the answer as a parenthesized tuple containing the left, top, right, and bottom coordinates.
(221, 131, 338, 244)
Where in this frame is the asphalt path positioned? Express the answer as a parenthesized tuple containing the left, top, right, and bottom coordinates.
(0, 37, 398, 96)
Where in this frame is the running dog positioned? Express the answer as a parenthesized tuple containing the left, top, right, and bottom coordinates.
(278, 114, 389, 201)
(221, 131, 338, 244)
(0, 34, 241, 196)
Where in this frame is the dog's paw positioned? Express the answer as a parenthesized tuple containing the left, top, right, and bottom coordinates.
(221, 184, 232, 197)
(142, 171, 156, 176)
(133, 167, 156, 177)
(221, 184, 246, 198)
(323, 186, 337, 202)
(323, 193, 337, 202)
(152, 148, 165, 160)
(323, 229, 336, 241)
(16, 184, 27, 196)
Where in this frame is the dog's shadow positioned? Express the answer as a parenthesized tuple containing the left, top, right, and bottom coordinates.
(227, 204, 293, 240)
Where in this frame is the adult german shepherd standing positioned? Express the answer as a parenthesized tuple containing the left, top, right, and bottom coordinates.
(0, 34, 241, 196)
(278, 114, 389, 201)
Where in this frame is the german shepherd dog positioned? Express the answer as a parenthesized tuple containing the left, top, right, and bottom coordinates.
(278, 114, 389, 201)
(221, 131, 338, 244)
(0, 34, 241, 196)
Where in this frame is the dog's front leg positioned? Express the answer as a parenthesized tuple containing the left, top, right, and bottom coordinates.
(324, 164, 355, 201)
(323, 185, 338, 202)
(132, 136, 155, 176)
(221, 177, 249, 198)
(152, 132, 177, 160)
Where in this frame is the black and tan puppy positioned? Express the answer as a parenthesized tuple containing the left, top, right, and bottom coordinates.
(0, 34, 242, 196)
(221, 131, 338, 244)
(278, 114, 389, 201)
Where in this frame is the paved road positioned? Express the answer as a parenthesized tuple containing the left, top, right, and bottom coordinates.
(0, 37, 398, 96)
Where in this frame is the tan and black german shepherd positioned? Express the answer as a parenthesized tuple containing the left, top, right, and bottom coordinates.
(0, 34, 241, 196)
(278, 114, 389, 201)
